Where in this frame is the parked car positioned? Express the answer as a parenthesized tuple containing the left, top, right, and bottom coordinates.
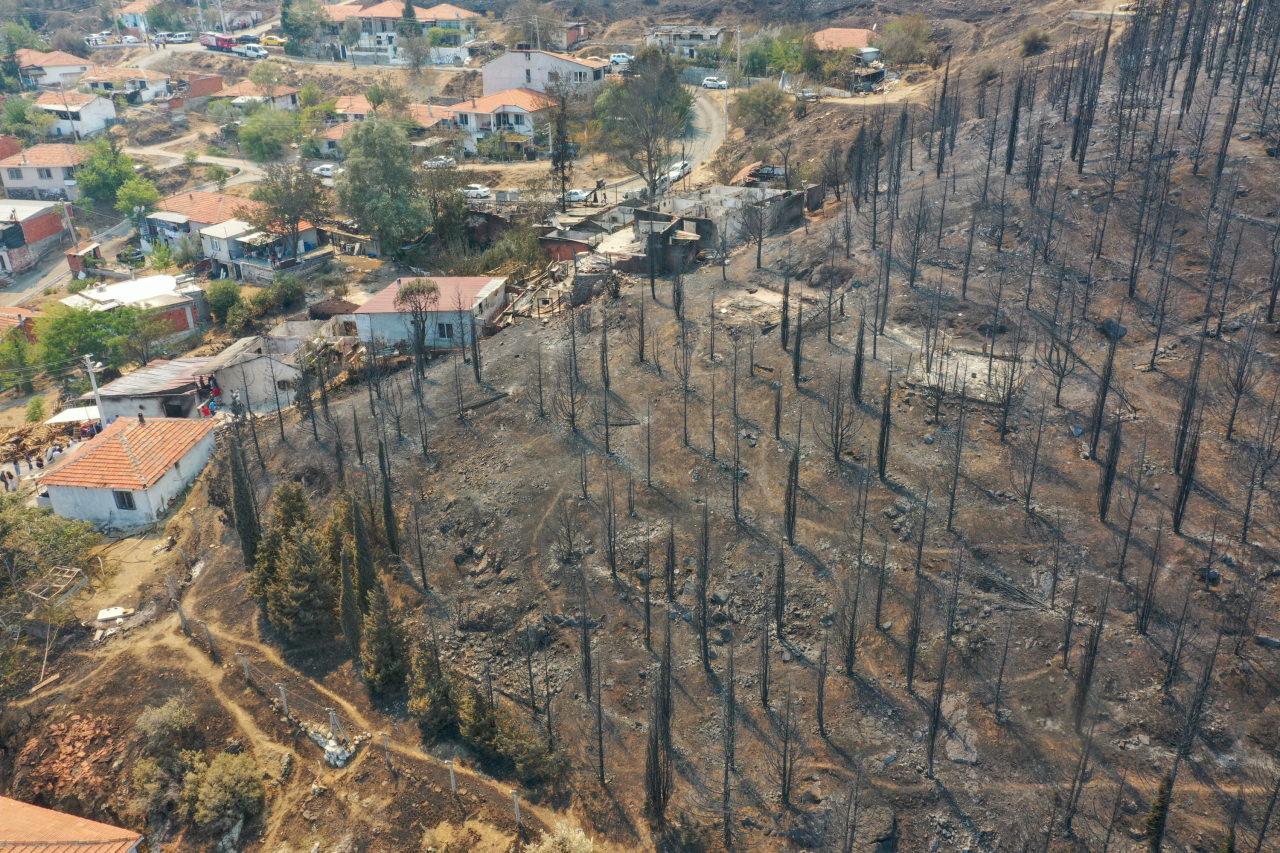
(796, 89, 822, 102)
(84, 35, 107, 46)
(459, 183, 491, 199)
(232, 44, 269, 59)
(153, 31, 173, 43)
(260, 34, 287, 46)
(701, 76, 728, 89)
(236, 34, 261, 44)
(610, 52, 633, 65)
(564, 188, 591, 202)
(311, 164, 342, 178)
(422, 155, 457, 169)
(170, 31, 193, 42)
(666, 160, 692, 181)
(120, 34, 139, 44)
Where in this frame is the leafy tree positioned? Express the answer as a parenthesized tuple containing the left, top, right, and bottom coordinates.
(248, 61, 286, 100)
(0, 21, 47, 55)
(109, 306, 177, 365)
(336, 119, 429, 254)
(730, 82, 789, 135)
(265, 529, 336, 644)
(396, 0, 419, 37)
(239, 108, 300, 162)
(228, 436, 260, 564)
(875, 15, 933, 65)
(115, 176, 160, 230)
(401, 35, 431, 72)
(204, 163, 231, 191)
(0, 97, 53, 144)
(281, 0, 326, 44)
(0, 330, 35, 394)
(75, 138, 134, 204)
(594, 49, 692, 197)
(206, 280, 244, 325)
(24, 396, 44, 422)
(49, 29, 89, 58)
(182, 752, 264, 832)
(360, 583, 407, 695)
(247, 163, 328, 259)
(36, 306, 136, 371)
(146, 2, 188, 32)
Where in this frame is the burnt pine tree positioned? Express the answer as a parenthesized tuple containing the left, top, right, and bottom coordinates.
(697, 502, 712, 673)
(1072, 583, 1110, 733)
(1172, 414, 1202, 533)
(1098, 414, 1123, 521)
(774, 543, 787, 642)
(926, 557, 962, 777)
(905, 488, 931, 692)
(993, 613, 1013, 721)
(784, 414, 802, 545)
(877, 368, 894, 481)
(851, 309, 866, 403)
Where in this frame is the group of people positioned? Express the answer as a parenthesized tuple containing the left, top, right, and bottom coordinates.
(1, 422, 99, 493)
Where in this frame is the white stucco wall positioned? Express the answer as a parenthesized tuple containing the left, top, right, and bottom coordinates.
(99, 395, 203, 424)
(354, 290, 505, 350)
(481, 51, 604, 95)
(215, 357, 300, 413)
(45, 431, 216, 528)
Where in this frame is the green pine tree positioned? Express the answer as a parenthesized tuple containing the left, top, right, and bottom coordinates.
(407, 640, 459, 742)
(228, 438, 260, 568)
(250, 482, 310, 602)
(461, 683, 502, 765)
(360, 582, 407, 695)
(266, 531, 337, 645)
(322, 494, 378, 610)
(338, 544, 363, 667)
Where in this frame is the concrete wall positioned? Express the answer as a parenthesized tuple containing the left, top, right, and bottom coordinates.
(356, 302, 504, 350)
(46, 431, 215, 528)
(214, 356, 300, 413)
(99, 394, 202, 424)
(481, 51, 604, 95)
(1, 165, 81, 200)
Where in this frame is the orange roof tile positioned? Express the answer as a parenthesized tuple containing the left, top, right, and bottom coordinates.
(321, 2, 367, 20)
(321, 120, 358, 141)
(457, 87, 550, 114)
(41, 415, 217, 491)
(0, 306, 39, 333)
(0, 143, 90, 168)
(355, 276, 504, 314)
(420, 2, 480, 19)
(408, 102, 457, 126)
(810, 27, 875, 51)
(34, 90, 102, 109)
(119, 0, 159, 13)
(358, 0, 434, 18)
(0, 796, 141, 853)
(14, 49, 91, 70)
(155, 191, 262, 225)
(334, 94, 372, 115)
(217, 80, 299, 99)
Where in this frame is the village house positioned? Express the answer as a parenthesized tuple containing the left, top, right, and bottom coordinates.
(318, 121, 358, 157)
(40, 414, 218, 528)
(142, 190, 258, 253)
(87, 357, 217, 422)
(0, 143, 90, 200)
(0, 198, 74, 276)
(203, 335, 302, 413)
(334, 94, 373, 122)
(354, 275, 507, 349)
(213, 80, 300, 110)
(321, 1, 480, 63)
(645, 25, 726, 58)
(0, 796, 142, 853)
(80, 66, 173, 104)
(118, 0, 159, 34)
(33, 90, 117, 139)
(60, 274, 207, 336)
(480, 49, 608, 96)
(14, 49, 91, 89)
(452, 88, 549, 153)
(199, 218, 327, 284)
(0, 306, 40, 342)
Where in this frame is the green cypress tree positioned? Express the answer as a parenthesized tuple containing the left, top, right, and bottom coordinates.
(461, 683, 502, 765)
(228, 438, 260, 568)
(338, 544, 363, 667)
(266, 531, 337, 645)
(377, 439, 399, 556)
(360, 582, 407, 695)
(407, 640, 459, 742)
(251, 483, 309, 602)
(349, 493, 379, 608)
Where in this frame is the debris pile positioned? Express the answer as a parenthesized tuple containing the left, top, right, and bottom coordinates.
(13, 714, 123, 804)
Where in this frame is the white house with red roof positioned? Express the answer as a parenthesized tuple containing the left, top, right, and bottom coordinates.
(452, 88, 549, 152)
(80, 66, 172, 104)
(142, 190, 261, 252)
(40, 414, 218, 527)
(14, 49, 91, 89)
(480, 49, 608, 96)
(354, 275, 506, 348)
(0, 143, 91, 200)
(33, 90, 117, 139)
(321, 1, 480, 63)
(213, 79, 300, 110)
(0, 796, 142, 853)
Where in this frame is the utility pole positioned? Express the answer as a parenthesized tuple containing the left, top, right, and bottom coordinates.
(82, 355, 104, 418)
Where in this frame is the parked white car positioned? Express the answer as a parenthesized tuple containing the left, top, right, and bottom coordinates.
(460, 183, 491, 199)
(564, 188, 591, 202)
(610, 52, 633, 65)
(170, 31, 193, 43)
(666, 160, 692, 181)
(120, 34, 139, 44)
(311, 164, 342, 178)
(701, 76, 728, 89)
(422, 155, 457, 169)
(232, 44, 268, 59)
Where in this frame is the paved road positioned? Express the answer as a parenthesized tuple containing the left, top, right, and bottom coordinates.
(601, 85, 729, 199)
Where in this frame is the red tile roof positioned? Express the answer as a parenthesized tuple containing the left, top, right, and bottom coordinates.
(0, 796, 142, 853)
(156, 191, 262, 225)
(41, 415, 217, 491)
(408, 102, 457, 126)
(457, 88, 550, 114)
(810, 27, 875, 51)
(14, 49, 90, 70)
(333, 94, 372, 115)
(0, 306, 39, 336)
(217, 80, 299, 99)
(320, 120, 359, 141)
(358, 0, 435, 18)
(34, 90, 102, 109)
(0, 143, 90, 168)
(420, 2, 480, 19)
(321, 2, 366, 21)
(355, 276, 504, 314)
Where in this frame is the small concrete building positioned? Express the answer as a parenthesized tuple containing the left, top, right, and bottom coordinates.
(213, 80, 300, 111)
(14, 49, 91, 89)
(80, 66, 173, 104)
(40, 415, 218, 528)
(61, 274, 206, 335)
(89, 357, 217, 423)
(33, 90, 117, 139)
(203, 335, 302, 413)
(480, 49, 608, 96)
(0, 143, 90, 201)
(0, 796, 142, 853)
(0, 198, 74, 275)
(645, 25, 725, 58)
(354, 276, 506, 349)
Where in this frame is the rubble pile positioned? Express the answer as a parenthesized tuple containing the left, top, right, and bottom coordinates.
(13, 714, 124, 804)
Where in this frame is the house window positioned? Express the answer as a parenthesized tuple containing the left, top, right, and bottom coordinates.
(573, 71, 586, 83)
(437, 322, 454, 339)
(63, 167, 75, 179)
(513, 114, 525, 126)
(525, 69, 532, 83)
(457, 113, 468, 125)
(113, 490, 136, 510)
(37, 168, 53, 179)
(5, 168, 20, 180)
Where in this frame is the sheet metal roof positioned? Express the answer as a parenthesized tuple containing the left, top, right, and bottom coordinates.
(93, 358, 212, 398)
(0, 796, 141, 853)
(40, 415, 216, 491)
